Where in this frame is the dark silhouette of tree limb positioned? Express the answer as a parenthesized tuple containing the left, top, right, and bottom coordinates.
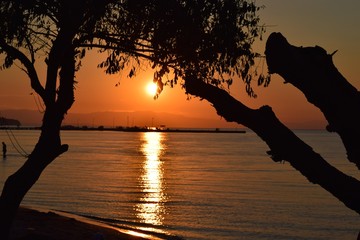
(184, 75, 360, 214)
(0, 39, 46, 100)
(265, 32, 360, 168)
(183, 33, 360, 216)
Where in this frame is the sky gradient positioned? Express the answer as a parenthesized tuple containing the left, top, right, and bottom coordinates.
(1, 1, 359, 129)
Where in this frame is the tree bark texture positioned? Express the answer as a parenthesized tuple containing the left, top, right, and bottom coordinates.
(265, 32, 360, 168)
(184, 75, 360, 215)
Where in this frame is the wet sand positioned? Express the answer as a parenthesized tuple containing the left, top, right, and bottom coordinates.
(10, 207, 150, 240)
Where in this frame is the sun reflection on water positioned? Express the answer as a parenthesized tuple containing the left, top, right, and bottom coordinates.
(136, 132, 167, 226)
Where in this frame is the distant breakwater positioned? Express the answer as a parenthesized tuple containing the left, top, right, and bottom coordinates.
(1, 125, 246, 133)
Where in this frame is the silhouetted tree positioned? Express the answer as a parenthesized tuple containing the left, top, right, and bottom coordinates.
(0, 0, 263, 238)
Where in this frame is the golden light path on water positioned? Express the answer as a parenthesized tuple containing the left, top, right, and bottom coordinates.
(136, 132, 167, 226)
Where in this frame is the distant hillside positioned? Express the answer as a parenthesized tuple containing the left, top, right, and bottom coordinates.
(0, 109, 42, 127)
(0, 117, 21, 126)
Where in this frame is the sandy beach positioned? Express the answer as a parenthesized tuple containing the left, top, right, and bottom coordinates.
(10, 207, 152, 240)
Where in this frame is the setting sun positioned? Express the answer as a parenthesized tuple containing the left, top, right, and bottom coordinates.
(146, 82, 157, 97)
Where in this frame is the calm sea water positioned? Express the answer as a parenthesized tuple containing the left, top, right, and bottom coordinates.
(0, 130, 359, 239)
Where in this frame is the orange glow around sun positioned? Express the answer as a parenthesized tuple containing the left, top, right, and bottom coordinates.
(146, 82, 157, 97)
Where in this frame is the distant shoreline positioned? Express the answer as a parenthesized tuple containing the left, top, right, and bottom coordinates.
(0, 126, 246, 133)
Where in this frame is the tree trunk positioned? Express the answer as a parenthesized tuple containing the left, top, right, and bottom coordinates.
(0, 44, 75, 239)
(0, 108, 68, 239)
(185, 75, 360, 214)
(265, 32, 360, 168)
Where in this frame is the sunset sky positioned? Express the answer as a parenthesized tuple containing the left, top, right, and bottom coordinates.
(0, 1, 359, 129)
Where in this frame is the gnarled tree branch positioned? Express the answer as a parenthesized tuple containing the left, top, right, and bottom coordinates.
(265, 32, 360, 168)
(184, 75, 360, 214)
(0, 39, 46, 100)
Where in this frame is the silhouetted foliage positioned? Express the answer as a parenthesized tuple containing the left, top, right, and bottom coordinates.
(90, 1, 265, 98)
